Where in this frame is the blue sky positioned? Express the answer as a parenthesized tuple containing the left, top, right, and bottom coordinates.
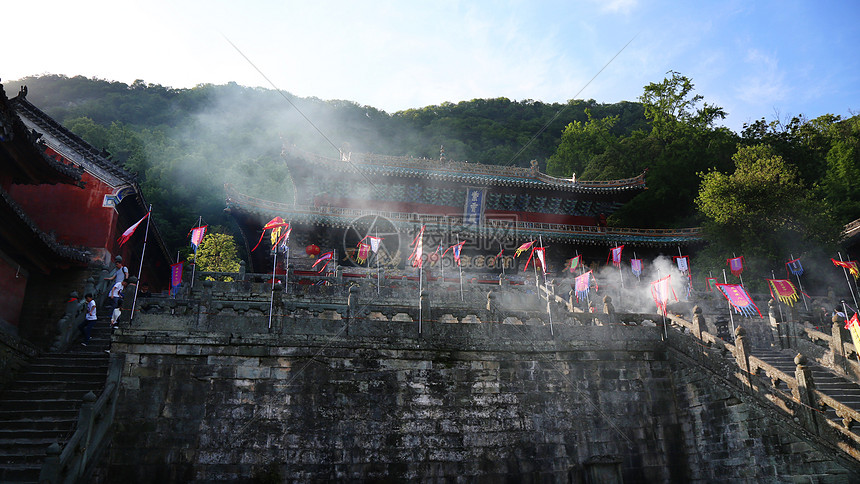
(5, 1, 858, 132)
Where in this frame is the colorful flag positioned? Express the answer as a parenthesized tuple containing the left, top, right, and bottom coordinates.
(575, 271, 594, 302)
(705, 277, 718, 292)
(494, 248, 504, 260)
(767, 279, 799, 307)
(534, 247, 546, 274)
(831, 258, 860, 279)
(566, 255, 581, 273)
(277, 226, 291, 253)
(366, 236, 383, 253)
(846, 313, 860, 355)
(607, 245, 624, 267)
(356, 243, 371, 264)
(190, 225, 207, 250)
(515, 241, 535, 257)
(716, 283, 762, 318)
(727, 256, 744, 277)
(452, 241, 465, 266)
(674, 255, 689, 273)
(408, 226, 425, 268)
(630, 259, 643, 277)
(523, 246, 545, 273)
(312, 251, 334, 271)
(251, 217, 290, 252)
(169, 262, 183, 297)
(786, 258, 803, 276)
(118, 212, 149, 246)
(650, 275, 677, 315)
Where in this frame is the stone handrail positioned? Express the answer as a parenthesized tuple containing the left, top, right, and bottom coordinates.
(39, 354, 123, 483)
(770, 311, 860, 383)
(666, 311, 860, 462)
(50, 271, 112, 353)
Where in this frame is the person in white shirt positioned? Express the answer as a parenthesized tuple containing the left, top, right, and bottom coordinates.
(77, 293, 98, 345)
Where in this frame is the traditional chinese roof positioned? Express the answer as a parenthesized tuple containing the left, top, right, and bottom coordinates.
(226, 185, 701, 248)
(285, 146, 646, 195)
(0, 184, 89, 272)
(0, 85, 83, 186)
(10, 88, 135, 188)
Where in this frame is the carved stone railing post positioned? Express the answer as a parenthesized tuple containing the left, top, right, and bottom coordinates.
(197, 279, 214, 328)
(347, 285, 357, 333)
(419, 290, 431, 337)
(568, 289, 576, 313)
(829, 318, 848, 374)
(603, 296, 616, 325)
(734, 326, 751, 388)
(691, 305, 705, 340)
(238, 260, 246, 281)
(793, 354, 819, 434)
(38, 443, 61, 484)
(768, 299, 788, 350)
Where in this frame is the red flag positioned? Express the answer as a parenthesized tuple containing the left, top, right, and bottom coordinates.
(650, 275, 677, 315)
(312, 251, 334, 272)
(607, 245, 624, 267)
(251, 217, 290, 252)
(515, 241, 535, 257)
(118, 212, 149, 246)
(727, 256, 744, 277)
(356, 243, 371, 264)
(189, 225, 207, 250)
(169, 262, 183, 297)
(846, 312, 860, 330)
(831, 258, 860, 279)
(408, 226, 425, 268)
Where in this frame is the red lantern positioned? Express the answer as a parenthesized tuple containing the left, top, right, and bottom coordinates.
(305, 244, 320, 258)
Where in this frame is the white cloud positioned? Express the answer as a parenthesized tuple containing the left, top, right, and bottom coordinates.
(736, 48, 789, 105)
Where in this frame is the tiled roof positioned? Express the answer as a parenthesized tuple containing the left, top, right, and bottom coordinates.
(226, 186, 701, 248)
(10, 91, 135, 185)
(286, 146, 646, 195)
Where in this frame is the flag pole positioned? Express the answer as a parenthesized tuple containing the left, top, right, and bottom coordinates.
(375, 228, 381, 296)
(771, 270, 786, 324)
(418, 233, 423, 336)
(616, 242, 624, 308)
(790, 254, 809, 311)
(191, 215, 202, 289)
(633, 251, 640, 284)
(838, 252, 860, 309)
(539, 235, 553, 336)
(499, 241, 505, 278)
(456, 234, 464, 302)
(130, 205, 152, 322)
(723, 269, 736, 338)
(733, 252, 745, 287)
(268, 247, 277, 329)
(439, 237, 445, 288)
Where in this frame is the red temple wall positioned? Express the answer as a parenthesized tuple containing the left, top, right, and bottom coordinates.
(9, 172, 118, 250)
(314, 197, 598, 226)
(0, 255, 27, 327)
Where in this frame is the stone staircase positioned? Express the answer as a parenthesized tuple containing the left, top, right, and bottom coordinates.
(753, 347, 860, 423)
(0, 320, 112, 482)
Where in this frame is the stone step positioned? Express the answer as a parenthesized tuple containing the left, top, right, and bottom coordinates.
(0, 398, 83, 412)
(0, 428, 72, 440)
(0, 438, 59, 454)
(0, 463, 41, 482)
(0, 418, 76, 431)
(4, 380, 103, 393)
(11, 372, 106, 384)
(2, 388, 96, 401)
(23, 363, 108, 375)
(35, 356, 109, 367)
(0, 408, 80, 421)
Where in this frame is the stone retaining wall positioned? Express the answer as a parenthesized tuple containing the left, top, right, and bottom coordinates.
(102, 315, 858, 482)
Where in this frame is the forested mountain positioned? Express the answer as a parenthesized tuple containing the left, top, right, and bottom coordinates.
(3, 74, 858, 277)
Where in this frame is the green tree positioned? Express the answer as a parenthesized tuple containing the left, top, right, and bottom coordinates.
(640, 70, 726, 142)
(192, 233, 241, 279)
(695, 144, 838, 284)
(546, 109, 619, 178)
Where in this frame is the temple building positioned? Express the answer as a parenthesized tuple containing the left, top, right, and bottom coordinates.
(227, 146, 702, 274)
(0, 84, 170, 344)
